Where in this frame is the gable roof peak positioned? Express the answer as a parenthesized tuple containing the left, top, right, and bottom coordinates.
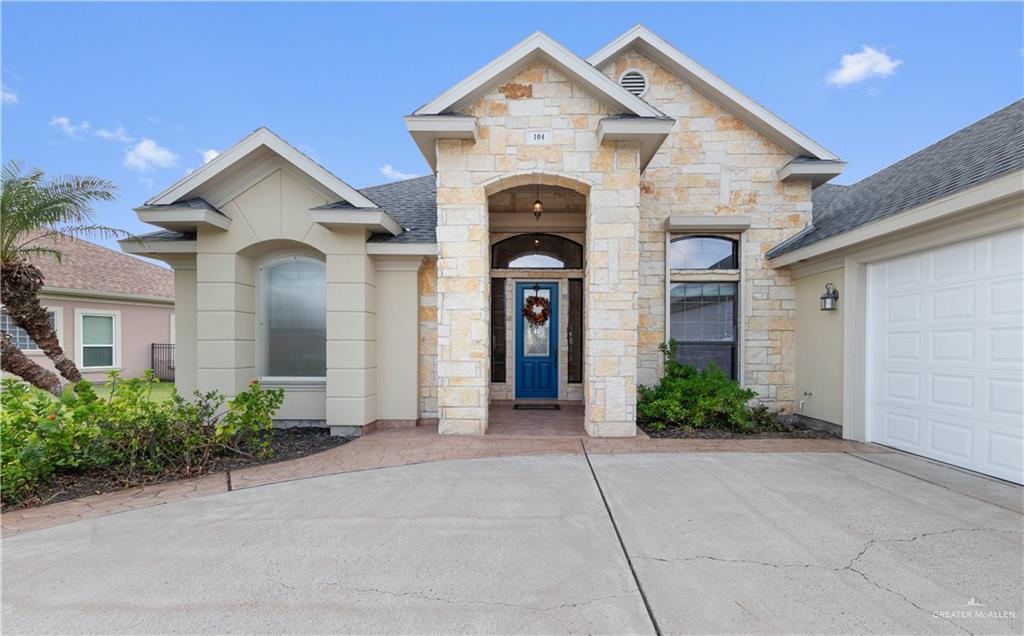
(412, 29, 664, 118)
(589, 25, 841, 162)
(146, 127, 377, 209)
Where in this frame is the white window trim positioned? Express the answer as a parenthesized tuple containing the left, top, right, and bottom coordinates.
(255, 252, 327, 383)
(75, 308, 121, 371)
(664, 233, 744, 381)
(0, 305, 63, 356)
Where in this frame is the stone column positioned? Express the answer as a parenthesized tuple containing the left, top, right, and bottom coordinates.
(584, 159, 641, 437)
(435, 188, 490, 435)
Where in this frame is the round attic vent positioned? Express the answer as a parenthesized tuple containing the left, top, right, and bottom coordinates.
(619, 70, 648, 97)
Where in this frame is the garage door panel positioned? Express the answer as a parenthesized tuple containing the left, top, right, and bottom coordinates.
(989, 328, 1023, 363)
(928, 419, 975, 462)
(930, 373, 975, 410)
(931, 329, 975, 362)
(868, 230, 1024, 485)
(986, 430, 1024, 480)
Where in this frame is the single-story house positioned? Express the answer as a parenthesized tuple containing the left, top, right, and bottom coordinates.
(3, 234, 176, 383)
(122, 25, 1023, 484)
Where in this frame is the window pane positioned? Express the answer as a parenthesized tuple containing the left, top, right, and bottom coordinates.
(670, 282, 737, 379)
(263, 258, 326, 377)
(83, 346, 113, 368)
(669, 236, 738, 270)
(82, 315, 113, 345)
(522, 288, 551, 357)
(0, 309, 54, 351)
(492, 234, 583, 269)
(568, 278, 583, 384)
(490, 279, 506, 383)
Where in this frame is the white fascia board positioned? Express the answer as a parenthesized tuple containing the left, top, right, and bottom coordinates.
(366, 242, 438, 256)
(119, 237, 198, 256)
(589, 25, 841, 161)
(596, 117, 675, 171)
(777, 159, 847, 187)
(404, 115, 480, 171)
(413, 31, 663, 118)
(310, 209, 404, 236)
(135, 208, 230, 232)
(148, 127, 377, 209)
(667, 215, 752, 232)
(768, 169, 1024, 267)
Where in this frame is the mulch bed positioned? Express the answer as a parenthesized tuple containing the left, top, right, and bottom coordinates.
(639, 422, 839, 440)
(4, 428, 351, 511)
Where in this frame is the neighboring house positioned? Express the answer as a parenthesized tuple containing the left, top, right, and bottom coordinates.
(121, 26, 1022, 483)
(2, 234, 176, 383)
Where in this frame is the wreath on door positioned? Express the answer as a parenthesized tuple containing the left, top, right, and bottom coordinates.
(522, 294, 552, 327)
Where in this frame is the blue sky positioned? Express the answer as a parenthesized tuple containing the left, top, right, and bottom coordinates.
(2, 2, 1022, 253)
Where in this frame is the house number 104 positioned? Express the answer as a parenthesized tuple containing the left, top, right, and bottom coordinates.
(526, 131, 551, 145)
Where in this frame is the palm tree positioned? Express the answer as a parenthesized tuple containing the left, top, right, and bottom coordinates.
(1, 160, 122, 394)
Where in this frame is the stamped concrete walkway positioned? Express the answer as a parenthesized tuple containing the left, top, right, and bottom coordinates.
(4, 450, 1021, 634)
(1, 406, 880, 537)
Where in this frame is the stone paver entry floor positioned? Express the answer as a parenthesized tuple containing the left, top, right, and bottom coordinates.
(3, 450, 1021, 634)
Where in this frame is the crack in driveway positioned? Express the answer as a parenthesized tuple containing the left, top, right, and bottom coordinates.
(632, 527, 1021, 636)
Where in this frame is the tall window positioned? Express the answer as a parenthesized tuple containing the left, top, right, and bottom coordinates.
(669, 236, 739, 379)
(0, 308, 56, 351)
(492, 234, 583, 269)
(259, 255, 326, 378)
(76, 310, 120, 369)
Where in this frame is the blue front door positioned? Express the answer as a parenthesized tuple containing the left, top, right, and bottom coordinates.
(515, 282, 559, 399)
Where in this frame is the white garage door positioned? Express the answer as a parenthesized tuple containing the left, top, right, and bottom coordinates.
(867, 228, 1024, 484)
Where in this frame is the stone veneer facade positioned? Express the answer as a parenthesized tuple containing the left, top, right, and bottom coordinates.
(429, 49, 813, 434)
(602, 51, 811, 407)
(435, 61, 642, 436)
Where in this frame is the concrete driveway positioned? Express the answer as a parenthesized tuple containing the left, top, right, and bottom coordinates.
(3, 451, 1021, 635)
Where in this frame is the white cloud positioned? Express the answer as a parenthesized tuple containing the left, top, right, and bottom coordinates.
(94, 125, 134, 143)
(201, 149, 220, 164)
(123, 138, 178, 171)
(138, 177, 155, 191)
(379, 164, 419, 181)
(1, 85, 17, 104)
(827, 46, 903, 87)
(49, 115, 90, 138)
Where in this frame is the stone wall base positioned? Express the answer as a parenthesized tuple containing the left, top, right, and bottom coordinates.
(439, 419, 488, 435)
(585, 420, 637, 438)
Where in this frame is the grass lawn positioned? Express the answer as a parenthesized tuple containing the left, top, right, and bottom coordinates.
(91, 381, 177, 401)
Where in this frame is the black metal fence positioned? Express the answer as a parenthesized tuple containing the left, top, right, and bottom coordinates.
(151, 343, 175, 381)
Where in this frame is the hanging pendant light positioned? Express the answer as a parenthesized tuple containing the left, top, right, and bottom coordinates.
(532, 183, 543, 220)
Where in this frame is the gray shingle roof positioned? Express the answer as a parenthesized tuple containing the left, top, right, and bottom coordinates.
(767, 99, 1024, 258)
(360, 175, 437, 244)
(136, 197, 229, 218)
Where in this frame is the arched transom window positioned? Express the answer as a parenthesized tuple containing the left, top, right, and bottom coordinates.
(258, 255, 326, 378)
(491, 233, 583, 269)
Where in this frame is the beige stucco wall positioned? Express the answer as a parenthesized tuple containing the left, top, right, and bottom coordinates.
(602, 51, 811, 410)
(794, 268, 845, 424)
(183, 161, 380, 430)
(376, 258, 422, 422)
(2, 294, 174, 384)
(434, 61, 642, 436)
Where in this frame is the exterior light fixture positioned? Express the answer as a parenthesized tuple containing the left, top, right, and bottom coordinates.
(820, 283, 839, 311)
(532, 183, 543, 220)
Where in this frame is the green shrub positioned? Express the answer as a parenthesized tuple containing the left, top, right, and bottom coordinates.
(0, 372, 284, 505)
(637, 341, 767, 432)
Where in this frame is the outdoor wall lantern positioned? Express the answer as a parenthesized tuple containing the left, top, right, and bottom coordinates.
(531, 183, 544, 220)
(820, 283, 839, 311)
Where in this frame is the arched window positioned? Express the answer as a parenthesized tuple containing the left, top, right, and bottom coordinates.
(491, 234, 583, 269)
(669, 236, 738, 270)
(258, 255, 326, 378)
